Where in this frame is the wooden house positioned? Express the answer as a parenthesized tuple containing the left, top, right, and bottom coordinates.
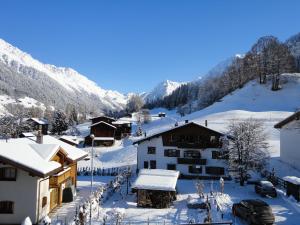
(85, 121, 116, 146)
(26, 118, 49, 135)
(0, 137, 87, 224)
(132, 169, 179, 208)
(133, 121, 230, 179)
(112, 120, 132, 140)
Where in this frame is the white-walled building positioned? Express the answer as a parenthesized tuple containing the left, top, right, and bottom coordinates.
(133, 122, 229, 179)
(274, 111, 300, 171)
(0, 136, 87, 225)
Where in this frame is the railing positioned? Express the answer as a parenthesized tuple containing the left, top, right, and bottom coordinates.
(177, 158, 206, 165)
(49, 168, 71, 188)
(262, 170, 287, 190)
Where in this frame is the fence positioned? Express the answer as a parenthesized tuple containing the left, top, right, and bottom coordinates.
(261, 170, 287, 190)
(77, 165, 135, 177)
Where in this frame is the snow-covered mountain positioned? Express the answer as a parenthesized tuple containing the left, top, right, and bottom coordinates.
(0, 38, 128, 113)
(141, 80, 184, 103)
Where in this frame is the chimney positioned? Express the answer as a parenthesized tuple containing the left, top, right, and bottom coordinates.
(185, 120, 189, 124)
(36, 130, 43, 144)
(205, 120, 208, 127)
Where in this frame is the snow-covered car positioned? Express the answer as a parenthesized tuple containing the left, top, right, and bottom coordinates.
(232, 199, 275, 225)
(255, 181, 277, 197)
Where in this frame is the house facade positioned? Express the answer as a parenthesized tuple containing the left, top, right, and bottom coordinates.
(274, 111, 300, 171)
(26, 118, 49, 135)
(134, 122, 229, 179)
(0, 137, 87, 224)
(85, 121, 116, 146)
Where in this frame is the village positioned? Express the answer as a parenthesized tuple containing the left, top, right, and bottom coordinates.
(1, 106, 300, 225)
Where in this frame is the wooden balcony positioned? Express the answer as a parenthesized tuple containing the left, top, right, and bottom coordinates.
(177, 158, 206, 165)
(49, 167, 71, 188)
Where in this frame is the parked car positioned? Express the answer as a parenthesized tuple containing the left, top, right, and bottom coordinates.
(255, 181, 277, 197)
(232, 199, 275, 225)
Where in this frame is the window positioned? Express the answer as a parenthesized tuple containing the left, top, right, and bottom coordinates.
(210, 136, 216, 143)
(206, 167, 225, 175)
(212, 151, 229, 160)
(0, 167, 17, 181)
(144, 161, 149, 169)
(164, 149, 180, 157)
(167, 164, 176, 170)
(147, 147, 156, 154)
(184, 150, 201, 158)
(189, 166, 202, 174)
(0, 201, 14, 214)
(150, 160, 156, 169)
(42, 197, 47, 208)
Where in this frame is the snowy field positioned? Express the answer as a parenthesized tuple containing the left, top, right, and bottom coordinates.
(76, 178, 300, 225)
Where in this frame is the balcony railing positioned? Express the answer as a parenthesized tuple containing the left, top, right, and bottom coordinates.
(177, 158, 206, 165)
(49, 167, 71, 188)
(169, 141, 220, 149)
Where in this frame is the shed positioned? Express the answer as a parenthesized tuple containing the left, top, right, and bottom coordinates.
(283, 176, 300, 201)
(132, 169, 179, 208)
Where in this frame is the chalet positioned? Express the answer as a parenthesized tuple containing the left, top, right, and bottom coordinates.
(274, 111, 300, 171)
(112, 120, 132, 140)
(133, 121, 229, 179)
(132, 169, 179, 208)
(26, 118, 49, 135)
(158, 112, 166, 118)
(85, 121, 116, 146)
(0, 136, 87, 224)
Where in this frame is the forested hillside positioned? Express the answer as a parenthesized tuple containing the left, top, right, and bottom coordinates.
(146, 33, 300, 115)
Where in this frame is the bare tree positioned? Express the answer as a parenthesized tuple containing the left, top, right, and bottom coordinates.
(227, 119, 269, 186)
(126, 95, 144, 113)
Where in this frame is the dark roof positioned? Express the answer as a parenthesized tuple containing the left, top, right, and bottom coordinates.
(133, 122, 227, 145)
(274, 111, 300, 128)
(90, 121, 117, 129)
(90, 115, 116, 121)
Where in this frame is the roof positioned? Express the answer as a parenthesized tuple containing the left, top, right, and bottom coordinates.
(112, 120, 132, 125)
(21, 132, 35, 137)
(283, 176, 300, 185)
(94, 137, 115, 141)
(27, 118, 48, 125)
(59, 135, 84, 145)
(274, 111, 300, 128)
(133, 122, 226, 145)
(90, 115, 116, 121)
(0, 143, 62, 177)
(90, 121, 116, 129)
(132, 169, 179, 191)
(1, 135, 88, 162)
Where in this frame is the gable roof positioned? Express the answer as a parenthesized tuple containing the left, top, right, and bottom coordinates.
(90, 115, 116, 121)
(90, 121, 116, 129)
(274, 111, 300, 128)
(0, 143, 62, 177)
(133, 122, 226, 145)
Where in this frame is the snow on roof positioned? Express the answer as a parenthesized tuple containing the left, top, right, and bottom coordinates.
(274, 111, 300, 129)
(1, 135, 88, 161)
(29, 144, 61, 161)
(90, 121, 116, 129)
(59, 135, 84, 145)
(21, 132, 35, 137)
(27, 118, 48, 125)
(0, 143, 61, 177)
(112, 120, 132, 125)
(132, 169, 179, 191)
(94, 137, 115, 141)
(283, 176, 300, 185)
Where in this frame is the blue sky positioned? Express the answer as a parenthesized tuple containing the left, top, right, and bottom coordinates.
(0, 0, 300, 93)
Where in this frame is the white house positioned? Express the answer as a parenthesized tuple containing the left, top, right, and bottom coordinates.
(274, 111, 300, 171)
(133, 122, 229, 179)
(0, 135, 87, 225)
